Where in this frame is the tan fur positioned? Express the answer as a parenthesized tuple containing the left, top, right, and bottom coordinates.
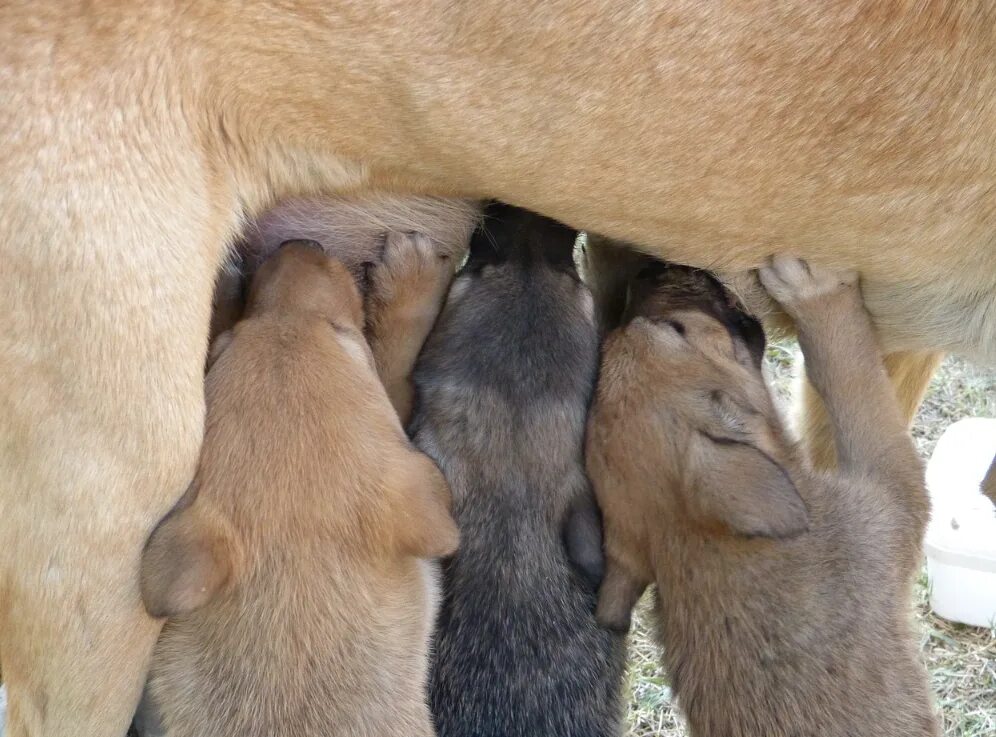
(2, 3, 995, 733)
(587, 257, 938, 736)
(209, 197, 478, 348)
(365, 231, 461, 425)
(797, 350, 945, 469)
(139, 244, 457, 737)
(584, 237, 946, 469)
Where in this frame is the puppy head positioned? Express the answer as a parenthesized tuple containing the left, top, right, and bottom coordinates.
(244, 240, 364, 330)
(435, 203, 595, 359)
(619, 262, 808, 540)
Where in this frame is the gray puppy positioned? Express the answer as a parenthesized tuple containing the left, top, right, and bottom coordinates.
(411, 203, 626, 737)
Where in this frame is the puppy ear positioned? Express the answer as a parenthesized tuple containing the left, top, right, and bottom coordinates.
(563, 495, 606, 591)
(391, 452, 460, 560)
(206, 329, 234, 371)
(686, 433, 809, 539)
(140, 488, 236, 618)
(596, 558, 647, 634)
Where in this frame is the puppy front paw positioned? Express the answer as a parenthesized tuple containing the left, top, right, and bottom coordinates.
(758, 255, 858, 317)
(367, 231, 454, 310)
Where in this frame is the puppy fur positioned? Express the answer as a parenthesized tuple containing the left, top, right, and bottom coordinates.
(411, 204, 626, 737)
(587, 257, 938, 737)
(138, 242, 458, 737)
(5, 4, 996, 733)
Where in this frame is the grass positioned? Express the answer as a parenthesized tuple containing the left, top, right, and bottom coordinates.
(623, 347, 996, 737)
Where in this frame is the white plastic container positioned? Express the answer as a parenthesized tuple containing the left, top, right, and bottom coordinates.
(923, 418, 996, 629)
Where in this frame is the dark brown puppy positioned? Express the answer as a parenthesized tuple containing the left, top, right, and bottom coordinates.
(587, 256, 938, 737)
(137, 242, 458, 737)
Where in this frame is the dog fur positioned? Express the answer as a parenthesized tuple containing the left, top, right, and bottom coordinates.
(587, 256, 938, 736)
(411, 204, 626, 737)
(3, 3, 995, 733)
(136, 241, 458, 737)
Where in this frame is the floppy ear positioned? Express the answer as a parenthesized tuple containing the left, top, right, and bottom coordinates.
(206, 329, 234, 371)
(563, 495, 606, 591)
(390, 452, 460, 559)
(140, 492, 236, 618)
(686, 433, 809, 539)
(595, 558, 648, 634)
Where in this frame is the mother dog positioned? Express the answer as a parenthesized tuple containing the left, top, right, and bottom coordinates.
(2, 2, 995, 735)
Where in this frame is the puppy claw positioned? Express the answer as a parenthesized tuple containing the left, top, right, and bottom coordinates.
(759, 255, 858, 313)
(368, 231, 454, 305)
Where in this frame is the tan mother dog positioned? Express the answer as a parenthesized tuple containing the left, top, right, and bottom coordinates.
(137, 240, 457, 737)
(2, 3, 995, 735)
(588, 257, 937, 736)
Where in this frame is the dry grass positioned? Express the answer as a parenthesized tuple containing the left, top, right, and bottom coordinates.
(623, 348, 996, 737)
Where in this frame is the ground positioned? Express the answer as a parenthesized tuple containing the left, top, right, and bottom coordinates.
(624, 349, 996, 737)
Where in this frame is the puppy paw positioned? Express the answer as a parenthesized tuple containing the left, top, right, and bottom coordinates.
(366, 231, 457, 422)
(758, 255, 858, 317)
(367, 231, 453, 309)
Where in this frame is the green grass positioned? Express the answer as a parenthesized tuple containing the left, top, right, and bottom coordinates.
(623, 350, 996, 736)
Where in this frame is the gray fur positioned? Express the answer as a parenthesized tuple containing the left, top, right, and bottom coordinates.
(411, 204, 626, 737)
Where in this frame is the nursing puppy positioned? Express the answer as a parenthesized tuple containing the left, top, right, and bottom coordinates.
(411, 204, 626, 737)
(11, 8, 996, 732)
(212, 197, 479, 416)
(211, 196, 478, 328)
(587, 257, 938, 737)
(137, 240, 458, 737)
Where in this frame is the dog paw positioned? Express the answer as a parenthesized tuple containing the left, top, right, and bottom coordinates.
(367, 231, 453, 307)
(758, 255, 858, 313)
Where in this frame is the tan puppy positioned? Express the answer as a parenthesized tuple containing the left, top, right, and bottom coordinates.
(3, 4, 996, 734)
(587, 257, 937, 737)
(213, 196, 479, 415)
(136, 241, 458, 737)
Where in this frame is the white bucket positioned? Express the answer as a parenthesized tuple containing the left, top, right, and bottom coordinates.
(923, 418, 996, 629)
